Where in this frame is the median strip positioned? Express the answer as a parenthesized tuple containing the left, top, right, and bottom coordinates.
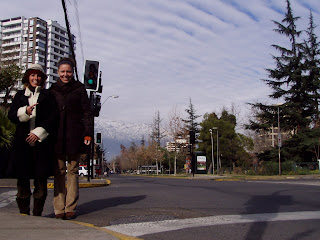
(47, 179, 111, 189)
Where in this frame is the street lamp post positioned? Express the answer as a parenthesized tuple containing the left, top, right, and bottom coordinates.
(277, 105, 281, 176)
(209, 129, 215, 174)
(273, 103, 283, 176)
(212, 127, 219, 174)
(102, 95, 119, 106)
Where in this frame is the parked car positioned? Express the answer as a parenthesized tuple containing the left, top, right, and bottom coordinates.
(79, 165, 88, 177)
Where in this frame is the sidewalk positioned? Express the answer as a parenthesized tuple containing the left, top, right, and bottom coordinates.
(0, 211, 125, 240)
(0, 178, 132, 240)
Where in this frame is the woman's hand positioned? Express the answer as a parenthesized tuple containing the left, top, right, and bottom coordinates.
(26, 103, 38, 116)
(26, 133, 39, 144)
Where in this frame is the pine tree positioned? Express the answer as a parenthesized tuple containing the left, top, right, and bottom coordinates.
(0, 61, 22, 108)
(150, 111, 166, 147)
(302, 11, 320, 128)
(182, 98, 201, 134)
(249, 0, 317, 134)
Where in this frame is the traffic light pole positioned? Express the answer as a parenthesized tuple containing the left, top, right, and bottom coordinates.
(84, 60, 103, 181)
(87, 91, 95, 182)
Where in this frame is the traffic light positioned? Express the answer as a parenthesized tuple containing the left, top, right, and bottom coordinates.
(96, 133, 102, 144)
(84, 60, 100, 91)
(93, 95, 101, 117)
(97, 71, 103, 93)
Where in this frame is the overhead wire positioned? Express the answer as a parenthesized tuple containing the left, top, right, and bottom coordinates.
(73, 0, 85, 65)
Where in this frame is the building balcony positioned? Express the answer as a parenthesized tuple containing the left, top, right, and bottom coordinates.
(2, 27, 22, 33)
(1, 41, 22, 47)
(36, 31, 47, 37)
(1, 48, 21, 54)
(2, 55, 21, 61)
(1, 34, 20, 40)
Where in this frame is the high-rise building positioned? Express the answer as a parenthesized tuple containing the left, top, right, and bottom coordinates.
(0, 16, 76, 89)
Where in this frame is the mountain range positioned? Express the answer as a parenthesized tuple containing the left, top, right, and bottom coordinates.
(94, 117, 152, 160)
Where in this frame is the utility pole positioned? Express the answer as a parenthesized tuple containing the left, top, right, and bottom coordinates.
(61, 0, 79, 81)
(209, 129, 215, 174)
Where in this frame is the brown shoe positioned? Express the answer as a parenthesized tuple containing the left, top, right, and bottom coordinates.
(55, 213, 65, 219)
(65, 212, 76, 220)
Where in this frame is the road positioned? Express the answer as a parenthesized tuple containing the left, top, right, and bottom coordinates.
(2, 175, 320, 239)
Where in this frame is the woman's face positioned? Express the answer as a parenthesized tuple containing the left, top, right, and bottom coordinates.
(58, 63, 73, 83)
(28, 72, 42, 88)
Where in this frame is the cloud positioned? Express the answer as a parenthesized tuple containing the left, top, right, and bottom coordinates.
(1, 0, 320, 128)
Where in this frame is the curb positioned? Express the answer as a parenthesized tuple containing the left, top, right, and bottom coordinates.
(0, 179, 111, 188)
(69, 220, 143, 240)
(121, 173, 320, 182)
(47, 179, 111, 189)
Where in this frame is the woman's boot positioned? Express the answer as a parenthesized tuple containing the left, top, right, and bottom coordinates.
(33, 198, 46, 216)
(16, 197, 30, 215)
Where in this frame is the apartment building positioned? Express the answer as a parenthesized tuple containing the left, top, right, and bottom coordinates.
(166, 138, 189, 152)
(0, 16, 75, 89)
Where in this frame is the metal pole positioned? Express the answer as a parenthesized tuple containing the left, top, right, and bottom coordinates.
(102, 95, 119, 106)
(209, 129, 215, 174)
(216, 129, 219, 175)
(278, 106, 281, 176)
(87, 91, 94, 181)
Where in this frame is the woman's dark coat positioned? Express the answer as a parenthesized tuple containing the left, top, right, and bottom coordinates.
(8, 89, 58, 178)
(50, 80, 92, 155)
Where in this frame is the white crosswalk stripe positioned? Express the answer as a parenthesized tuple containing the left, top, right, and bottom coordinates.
(103, 211, 320, 237)
(0, 190, 17, 208)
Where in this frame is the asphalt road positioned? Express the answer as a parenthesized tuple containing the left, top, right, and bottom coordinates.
(2, 175, 320, 240)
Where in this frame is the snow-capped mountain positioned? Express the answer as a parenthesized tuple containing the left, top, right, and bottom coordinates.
(94, 117, 152, 159)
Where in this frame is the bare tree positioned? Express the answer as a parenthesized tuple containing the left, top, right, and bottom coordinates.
(166, 106, 185, 175)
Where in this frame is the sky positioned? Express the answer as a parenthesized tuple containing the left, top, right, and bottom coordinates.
(1, 0, 320, 130)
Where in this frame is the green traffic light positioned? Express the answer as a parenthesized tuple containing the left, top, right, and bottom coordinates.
(88, 79, 93, 84)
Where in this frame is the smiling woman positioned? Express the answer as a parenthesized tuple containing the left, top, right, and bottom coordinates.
(8, 64, 58, 216)
(50, 57, 93, 220)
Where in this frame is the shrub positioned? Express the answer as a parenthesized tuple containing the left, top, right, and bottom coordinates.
(0, 107, 15, 149)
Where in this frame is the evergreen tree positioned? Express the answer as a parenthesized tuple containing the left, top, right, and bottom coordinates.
(0, 61, 22, 108)
(249, 0, 317, 134)
(141, 135, 145, 147)
(0, 107, 15, 149)
(150, 111, 166, 147)
(302, 11, 320, 128)
(182, 98, 201, 134)
(199, 110, 253, 170)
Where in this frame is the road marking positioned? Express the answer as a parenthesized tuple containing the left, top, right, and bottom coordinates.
(250, 180, 320, 186)
(0, 190, 17, 208)
(104, 211, 320, 237)
(70, 220, 143, 240)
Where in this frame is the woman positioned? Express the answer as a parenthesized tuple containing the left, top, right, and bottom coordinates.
(8, 64, 58, 216)
(50, 57, 92, 220)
